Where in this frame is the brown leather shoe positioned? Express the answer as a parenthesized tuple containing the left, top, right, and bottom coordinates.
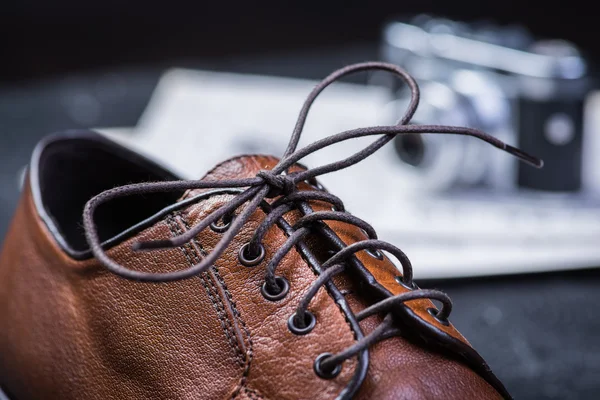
(0, 62, 541, 399)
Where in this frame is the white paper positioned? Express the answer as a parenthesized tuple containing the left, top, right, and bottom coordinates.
(99, 68, 600, 279)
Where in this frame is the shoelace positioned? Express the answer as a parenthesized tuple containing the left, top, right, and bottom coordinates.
(83, 61, 542, 377)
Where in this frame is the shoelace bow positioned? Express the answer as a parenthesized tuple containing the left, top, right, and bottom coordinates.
(83, 61, 542, 376)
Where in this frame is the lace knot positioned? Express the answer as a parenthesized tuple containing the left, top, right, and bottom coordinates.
(256, 170, 296, 198)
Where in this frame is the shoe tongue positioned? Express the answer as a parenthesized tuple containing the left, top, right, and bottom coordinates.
(181, 154, 306, 200)
(201, 155, 283, 181)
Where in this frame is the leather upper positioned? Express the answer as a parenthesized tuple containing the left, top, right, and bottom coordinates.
(0, 133, 507, 399)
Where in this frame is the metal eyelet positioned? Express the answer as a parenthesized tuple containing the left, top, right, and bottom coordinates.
(314, 353, 342, 379)
(238, 243, 265, 267)
(427, 307, 450, 326)
(394, 276, 416, 290)
(288, 311, 316, 335)
(210, 214, 233, 233)
(261, 276, 290, 301)
(366, 248, 384, 260)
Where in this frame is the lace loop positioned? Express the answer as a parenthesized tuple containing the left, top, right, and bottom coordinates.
(321, 240, 414, 285)
(293, 211, 378, 240)
(356, 289, 452, 322)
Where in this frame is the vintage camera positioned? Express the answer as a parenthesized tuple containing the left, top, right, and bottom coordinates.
(380, 16, 595, 192)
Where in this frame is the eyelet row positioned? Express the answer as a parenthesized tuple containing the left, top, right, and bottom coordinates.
(209, 208, 360, 380)
(237, 241, 321, 343)
(237, 238, 329, 374)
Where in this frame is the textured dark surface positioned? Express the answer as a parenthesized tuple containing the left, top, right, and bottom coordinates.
(424, 270, 600, 400)
(1, 47, 599, 399)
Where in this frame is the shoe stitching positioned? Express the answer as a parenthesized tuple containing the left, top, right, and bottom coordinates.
(165, 215, 246, 368)
(187, 248, 247, 367)
(211, 265, 254, 398)
(176, 213, 255, 398)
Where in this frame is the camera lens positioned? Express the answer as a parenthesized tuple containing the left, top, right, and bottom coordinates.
(394, 134, 425, 167)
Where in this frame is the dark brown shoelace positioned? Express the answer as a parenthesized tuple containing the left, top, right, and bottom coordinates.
(83, 61, 542, 377)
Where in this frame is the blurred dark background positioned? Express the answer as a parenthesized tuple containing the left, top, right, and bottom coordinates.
(1, 1, 599, 83)
(2, 2, 600, 399)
